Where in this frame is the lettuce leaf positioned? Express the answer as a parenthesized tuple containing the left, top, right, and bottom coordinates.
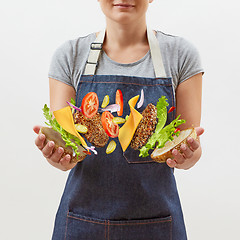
(42, 104, 82, 159)
(139, 97, 185, 157)
(155, 96, 168, 132)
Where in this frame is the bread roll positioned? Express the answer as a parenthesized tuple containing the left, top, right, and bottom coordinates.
(151, 128, 197, 163)
(39, 127, 87, 163)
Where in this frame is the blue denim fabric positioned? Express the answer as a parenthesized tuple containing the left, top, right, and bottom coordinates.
(52, 75, 187, 240)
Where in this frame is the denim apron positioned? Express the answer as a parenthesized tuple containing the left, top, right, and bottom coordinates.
(52, 28, 187, 240)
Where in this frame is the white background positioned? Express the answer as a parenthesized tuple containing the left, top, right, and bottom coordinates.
(0, 0, 239, 239)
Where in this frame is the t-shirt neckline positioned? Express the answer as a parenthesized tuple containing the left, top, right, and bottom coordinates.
(92, 32, 151, 66)
(101, 50, 150, 67)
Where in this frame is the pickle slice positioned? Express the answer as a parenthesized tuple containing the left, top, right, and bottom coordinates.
(113, 117, 126, 124)
(106, 140, 116, 154)
(75, 124, 88, 134)
(101, 95, 110, 108)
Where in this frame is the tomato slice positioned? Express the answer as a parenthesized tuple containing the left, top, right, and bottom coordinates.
(115, 89, 123, 116)
(168, 106, 176, 113)
(101, 111, 119, 138)
(81, 92, 99, 118)
(174, 128, 180, 133)
(83, 150, 91, 155)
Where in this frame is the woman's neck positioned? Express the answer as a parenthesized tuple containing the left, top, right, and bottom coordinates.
(104, 17, 148, 49)
(101, 18, 150, 64)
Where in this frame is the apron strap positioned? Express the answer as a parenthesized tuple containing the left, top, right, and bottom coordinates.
(83, 27, 166, 78)
(147, 26, 167, 78)
(84, 30, 106, 76)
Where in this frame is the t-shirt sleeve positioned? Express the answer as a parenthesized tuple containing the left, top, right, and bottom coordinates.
(48, 41, 74, 87)
(177, 38, 204, 85)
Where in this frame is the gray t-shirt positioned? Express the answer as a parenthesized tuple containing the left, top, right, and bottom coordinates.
(48, 31, 204, 92)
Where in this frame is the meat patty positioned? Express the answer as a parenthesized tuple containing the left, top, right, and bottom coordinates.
(74, 112, 109, 147)
(130, 103, 157, 150)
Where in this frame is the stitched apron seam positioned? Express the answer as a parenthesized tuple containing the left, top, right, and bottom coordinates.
(79, 80, 172, 87)
(170, 216, 173, 240)
(107, 219, 172, 226)
(67, 214, 106, 225)
(64, 210, 69, 240)
(125, 159, 155, 164)
(67, 213, 172, 225)
(170, 84, 175, 119)
(105, 220, 107, 240)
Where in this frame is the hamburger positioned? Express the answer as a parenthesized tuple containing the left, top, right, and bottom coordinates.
(129, 95, 197, 162)
(40, 93, 119, 163)
(40, 91, 197, 164)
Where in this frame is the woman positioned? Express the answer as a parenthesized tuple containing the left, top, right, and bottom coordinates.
(34, 0, 204, 239)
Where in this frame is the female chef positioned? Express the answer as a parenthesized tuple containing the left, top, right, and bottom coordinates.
(34, 0, 204, 239)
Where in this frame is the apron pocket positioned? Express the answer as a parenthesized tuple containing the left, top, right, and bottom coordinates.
(66, 211, 106, 240)
(108, 216, 172, 240)
(66, 211, 172, 240)
(123, 146, 156, 164)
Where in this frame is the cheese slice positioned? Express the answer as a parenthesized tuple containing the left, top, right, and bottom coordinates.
(118, 96, 143, 152)
(53, 106, 88, 148)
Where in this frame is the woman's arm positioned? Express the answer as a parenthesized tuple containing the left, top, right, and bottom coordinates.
(33, 78, 77, 171)
(166, 73, 204, 170)
(49, 78, 76, 112)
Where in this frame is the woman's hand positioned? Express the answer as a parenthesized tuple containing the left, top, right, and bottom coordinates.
(33, 125, 77, 171)
(166, 127, 204, 170)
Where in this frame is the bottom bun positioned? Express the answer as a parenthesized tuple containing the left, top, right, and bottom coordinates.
(151, 128, 197, 163)
(40, 127, 87, 163)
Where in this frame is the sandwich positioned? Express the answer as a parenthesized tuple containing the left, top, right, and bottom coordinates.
(41, 93, 120, 163)
(40, 91, 197, 164)
(129, 95, 197, 162)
